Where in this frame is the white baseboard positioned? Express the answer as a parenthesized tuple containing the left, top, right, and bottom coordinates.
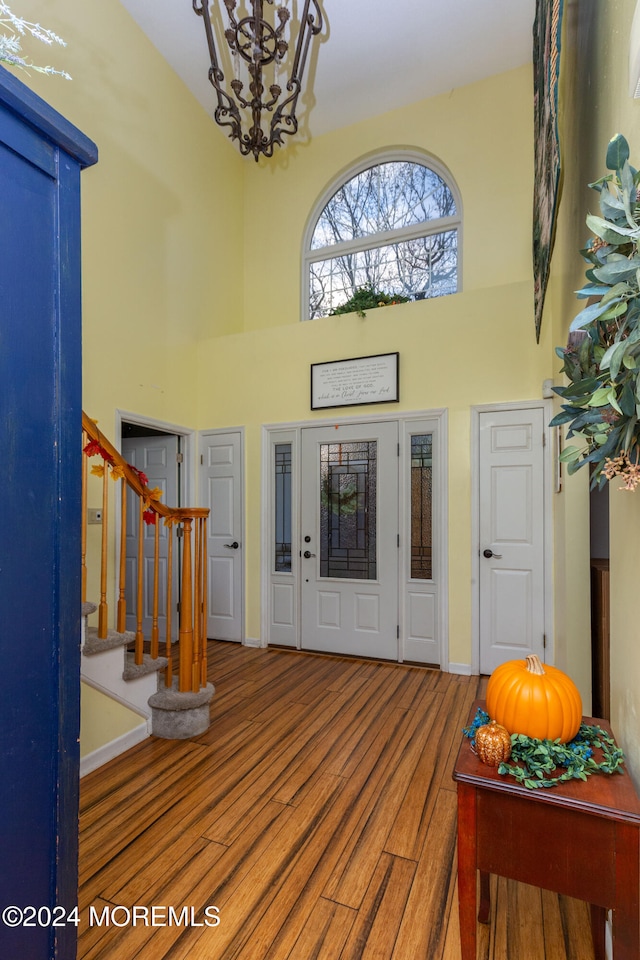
(448, 662, 472, 675)
(243, 637, 262, 648)
(80, 721, 150, 777)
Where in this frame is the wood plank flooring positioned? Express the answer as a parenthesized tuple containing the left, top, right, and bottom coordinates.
(78, 642, 594, 959)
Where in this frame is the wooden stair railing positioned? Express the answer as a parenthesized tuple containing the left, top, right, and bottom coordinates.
(81, 413, 209, 693)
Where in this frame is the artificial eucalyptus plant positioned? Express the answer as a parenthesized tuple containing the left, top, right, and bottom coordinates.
(552, 134, 640, 489)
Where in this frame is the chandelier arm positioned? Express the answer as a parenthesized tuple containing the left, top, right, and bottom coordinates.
(195, 0, 245, 143)
(268, 0, 322, 142)
(287, 0, 323, 84)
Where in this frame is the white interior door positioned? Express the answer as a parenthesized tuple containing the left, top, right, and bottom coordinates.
(300, 421, 398, 659)
(201, 430, 243, 642)
(122, 434, 179, 641)
(478, 407, 546, 674)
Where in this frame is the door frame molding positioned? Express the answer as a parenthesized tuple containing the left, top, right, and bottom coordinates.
(115, 409, 196, 504)
(470, 399, 554, 676)
(113, 410, 196, 616)
(261, 408, 448, 667)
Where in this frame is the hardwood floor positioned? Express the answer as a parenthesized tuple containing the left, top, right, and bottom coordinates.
(78, 642, 594, 959)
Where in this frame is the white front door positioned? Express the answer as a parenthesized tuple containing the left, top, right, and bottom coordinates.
(122, 433, 180, 641)
(478, 407, 547, 674)
(300, 421, 399, 659)
(201, 430, 243, 642)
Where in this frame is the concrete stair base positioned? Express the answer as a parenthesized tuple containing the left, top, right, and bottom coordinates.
(148, 678, 215, 739)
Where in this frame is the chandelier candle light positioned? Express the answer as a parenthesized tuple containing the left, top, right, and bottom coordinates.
(193, 0, 322, 161)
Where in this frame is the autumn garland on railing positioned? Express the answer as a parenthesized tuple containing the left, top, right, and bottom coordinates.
(83, 439, 162, 524)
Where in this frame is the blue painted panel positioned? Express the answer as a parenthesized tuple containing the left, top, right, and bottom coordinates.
(0, 65, 96, 960)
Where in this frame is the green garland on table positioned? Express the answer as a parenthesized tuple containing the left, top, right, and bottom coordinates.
(463, 708, 625, 789)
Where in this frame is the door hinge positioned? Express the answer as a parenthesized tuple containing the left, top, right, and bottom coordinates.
(397, 442, 400, 457)
(397, 624, 400, 639)
(176, 526, 184, 538)
(176, 452, 184, 463)
(543, 633, 547, 649)
(397, 533, 400, 548)
(200, 454, 204, 465)
(542, 432, 546, 447)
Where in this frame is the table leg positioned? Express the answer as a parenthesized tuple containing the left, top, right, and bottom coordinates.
(457, 783, 478, 960)
(612, 824, 640, 960)
(589, 904, 606, 960)
(478, 871, 490, 924)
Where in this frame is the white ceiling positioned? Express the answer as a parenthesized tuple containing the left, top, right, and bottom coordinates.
(119, 0, 536, 143)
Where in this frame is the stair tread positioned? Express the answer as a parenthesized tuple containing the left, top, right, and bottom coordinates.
(123, 652, 169, 681)
(83, 625, 134, 655)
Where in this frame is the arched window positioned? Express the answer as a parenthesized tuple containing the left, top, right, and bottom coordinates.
(303, 153, 461, 320)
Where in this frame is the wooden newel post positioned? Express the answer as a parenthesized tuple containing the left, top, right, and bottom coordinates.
(179, 518, 194, 692)
(98, 464, 109, 638)
(117, 479, 127, 632)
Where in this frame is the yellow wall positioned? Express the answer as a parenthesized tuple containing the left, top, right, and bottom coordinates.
(17, 0, 244, 430)
(196, 65, 555, 666)
(547, 0, 640, 786)
(80, 682, 144, 758)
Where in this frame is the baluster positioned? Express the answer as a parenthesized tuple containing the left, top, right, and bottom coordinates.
(179, 519, 194, 692)
(165, 521, 173, 688)
(201, 516, 208, 687)
(135, 496, 144, 665)
(98, 461, 109, 639)
(81, 430, 87, 604)
(193, 516, 201, 691)
(151, 513, 160, 659)
(117, 479, 127, 632)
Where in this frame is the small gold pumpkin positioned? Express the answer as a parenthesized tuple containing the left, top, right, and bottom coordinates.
(475, 721, 512, 766)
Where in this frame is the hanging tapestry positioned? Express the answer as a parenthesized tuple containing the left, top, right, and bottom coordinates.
(533, 0, 564, 342)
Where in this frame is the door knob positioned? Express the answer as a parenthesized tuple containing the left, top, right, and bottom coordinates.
(483, 548, 502, 559)
(224, 541, 240, 549)
(303, 550, 316, 559)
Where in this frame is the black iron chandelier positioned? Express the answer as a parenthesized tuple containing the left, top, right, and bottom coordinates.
(193, 0, 323, 161)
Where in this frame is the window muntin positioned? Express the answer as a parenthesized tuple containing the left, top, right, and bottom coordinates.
(305, 157, 460, 320)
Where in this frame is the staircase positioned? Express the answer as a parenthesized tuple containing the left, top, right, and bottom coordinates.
(81, 414, 214, 761)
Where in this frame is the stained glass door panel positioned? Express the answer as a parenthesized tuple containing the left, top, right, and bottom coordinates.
(320, 440, 377, 580)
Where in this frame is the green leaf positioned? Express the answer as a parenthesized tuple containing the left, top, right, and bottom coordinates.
(575, 282, 613, 299)
(621, 160, 638, 226)
(606, 134, 630, 171)
(593, 258, 640, 284)
(600, 300, 629, 321)
(588, 387, 615, 407)
(558, 444, 582, 462)
(608, 389, 623, 414)
(619, 381, 636, 417)
(586, 213, 638, 245)
(570, 297, 623, 330)
(600, 339, 627, 374)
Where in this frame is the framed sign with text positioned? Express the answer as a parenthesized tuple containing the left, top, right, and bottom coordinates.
(310, 352, 399, 410)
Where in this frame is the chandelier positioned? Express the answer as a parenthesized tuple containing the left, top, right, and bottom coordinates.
(193, 0, 323, 161)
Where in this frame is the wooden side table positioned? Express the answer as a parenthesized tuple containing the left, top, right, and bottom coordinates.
(453, 701, 640, 959)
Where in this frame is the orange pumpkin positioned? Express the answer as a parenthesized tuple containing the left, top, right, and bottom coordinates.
(486, 654, 582, 743)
